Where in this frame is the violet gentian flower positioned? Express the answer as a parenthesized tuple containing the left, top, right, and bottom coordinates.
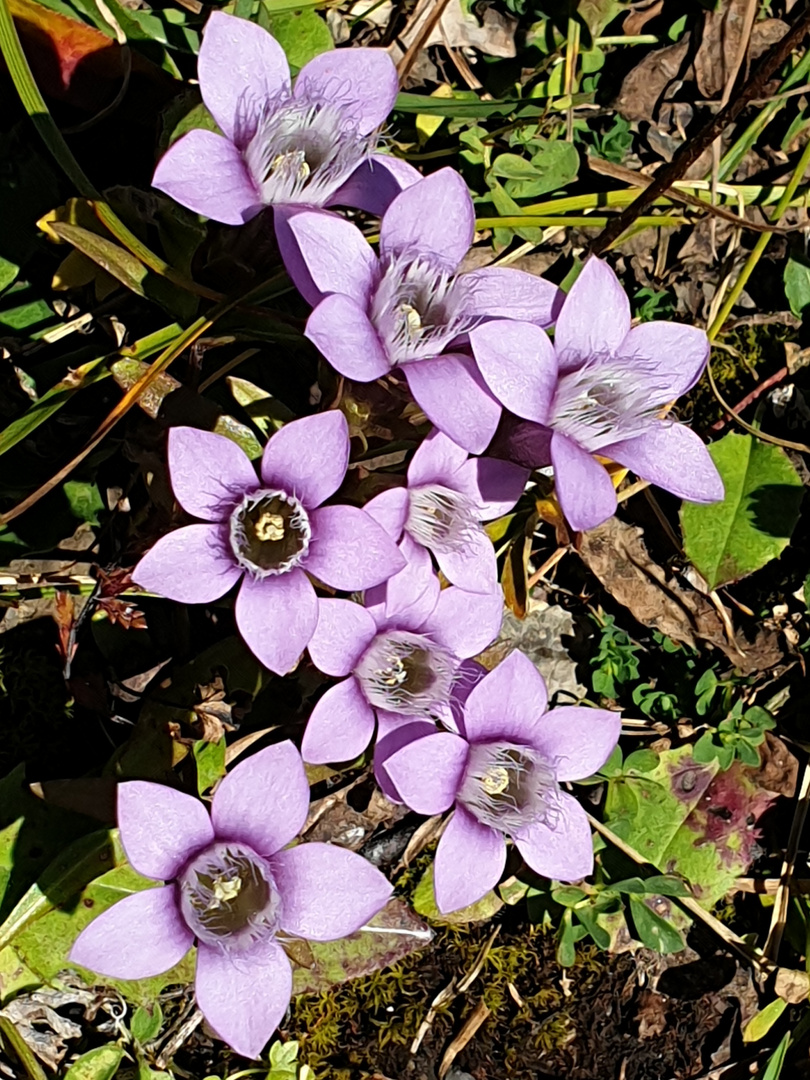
(381, 650, 620, 913)
(276, 168, 562, 452)
(364, 428, 528, 594)
(302, 555, 503, 764)
(132, 413, 405, 675)
(70, 742, 392, 1059)
(469, 257, 724, 531)
(153, 12, 419, 225)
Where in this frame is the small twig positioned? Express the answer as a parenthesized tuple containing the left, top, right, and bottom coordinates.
(705, 359, 810, 453)
(396, 0, 455, 83)
(764, 763, 810, 961)
(708, 366, 790, 432)
(527, 545, 567, 590)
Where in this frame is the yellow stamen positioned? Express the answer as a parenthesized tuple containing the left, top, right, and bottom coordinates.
(255, 512, 285, 542)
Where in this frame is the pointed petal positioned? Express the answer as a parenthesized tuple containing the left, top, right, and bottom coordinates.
(380, 168, 474, 273)
(434, 808, 506, 914)
(301, 677, 376, 764)
(454, 267, 563, 327)
(168, 426, 257, 521)
(273, 843, 392, 940)
(434, 530, 498, 594)
(328, 153, 422, 215)
(383, 731, 468, 815)
(306, 294, 391, 381)
(374, 720, 437, 802)
(603, 422, 724, 503)
(198, 11, 290, 143)
(405, 354, 501, 455)
(463, 650, 547, 744)
(489, 416, 552, 469)
(378, 534, 440, 630)
(454, 456, 528, 520)
(235, 570, 318, 675)
(261, 411, 349, 509)
(550, 432, 617, 532)
(153, 131, 261, 225)
(363, 486, 409, 539)
(554, 257, 631, 374)
(428, 582, 502, 654)
(195, 939, 291, 1060)
(470, 320, 557, 425)
(514, 792, 593, 882)
(133, 525, 240, 604)
(275, 207, 378, 307)
(305, 505, 405, 590)
(308, 599, 377, 677)
(118, 782, 214, 881)
(407, 428, 468, 487)
(212, 741, 310, 856)
(616, 321, 709, 400)
(294, 48, 398, 134)
(531, 706, 621, 782)
(69, 886, 192, 980)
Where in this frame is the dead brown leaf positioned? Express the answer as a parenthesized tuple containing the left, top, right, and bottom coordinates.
(614, 39, 690, 124)
(749, 733, 798, 798)
(696, 0, 788, 98)
(438, 998, 491, 1079)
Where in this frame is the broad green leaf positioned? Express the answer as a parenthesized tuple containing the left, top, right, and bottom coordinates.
(213, 414, 263, 460)
(228, 376, 294, 434)
(64, 1044, 124, 1080)
(260, 5, 332, 69)
(628, 896, 684, 953)
(0, 291, 55, 334)
(0, 944, 39, 1003)
(490, 140, 579, 199)
(166, 99, 222, 149)
(63, 480, 104, 526)
(0, 256, 19, 294)
(131, 1002, 163, 1043)
(193, 738, 226, 796)
(743, 998, 787, 1043)
(784, 255, 810, 318)
(680, 432, 803, 590)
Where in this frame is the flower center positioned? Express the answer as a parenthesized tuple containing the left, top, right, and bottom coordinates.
(178, 841, 282, 951)
(243, 98, 376, 208)
(406, 485, 479, 554)
(551, 358, 670, 453)
(229, 489, 310, 578)
(458, 741, 560, 833)
(355, 631, 456, 716)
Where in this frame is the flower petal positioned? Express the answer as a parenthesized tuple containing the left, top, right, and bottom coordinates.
(377, 534, 440, 630)
(195, 938, 291, 1060)
(531, 706, 621, 782)
(69, 886, 192, 980)
(514, 792, 593, 882)
(301, 677, 376, 764)
(308, 599, 378, 677)
(272, 843, 392, 940)
(212, 741, 310, 856)
(428, 582, 502, 656)
(118, 782, 214, 881)
(406, 428, 468, 487)
(293, 48, 398, 135)
(198, 11, 290, 143)
(306, 294, 391, 381)
(489, 417, 552, 469)
(133, 525, 240, 604)
(304, 505, 405, 590)
(382, 731, 468, 815)
(434, 529, 498, 594)
(363, 486, 409, 539)
(434, 807, 506, 914)
(380, 168, 474, 273)
(374, 719, 437, 802)
(405, 354, 501, 455)
(470, 320, 557, 425)
(616, 321, 709, 400)
(275, 207, 378, 307)
(453, 456, 528, 520)
(168, 427, 257, 521)
(603, 422, 724, 503)
(328, 153, 422, 215)
(454, 266, 563, 327)
(261, 411, 349, 509)
(235, 570, 318, 675)
(554, 257, 631, 374)
(550, 432, 617, 532)
(153, 130, 262, 225)
(463, 650, 548, 744)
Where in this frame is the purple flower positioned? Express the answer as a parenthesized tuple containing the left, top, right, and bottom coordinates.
(469, 257, 725, 531)
(302, 555, 503, 764)
(152, 12, 419, 225)
(132, 413, 405, 675)
(364, 428, 527, 594)
(380, 651, 621, 913)
(276, 168, 562, 452)
(69, 742, 392, 1059)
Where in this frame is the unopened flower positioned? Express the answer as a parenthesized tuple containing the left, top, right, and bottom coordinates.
(132, 414, 405, 675)
(364, 428, 527, 594)
(153, 12, 418, 225)
(470, 257, 724, 531)
(381, 650, 620, 913)
(302, 556, 503, 764)
(276, 168, 562, 452)
(69, 742, 392, 1059)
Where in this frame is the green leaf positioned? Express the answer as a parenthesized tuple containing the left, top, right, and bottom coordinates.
(0, 255, 19, 294)
(193, 738, 226, 796)
(228, 376, 295, 434)
(491, 140, 579, 199)
(804, 571, 810, 611)
(63, 480, 104, 526)
(131, 1002, 163, 1043)
(550, 886, 587, 907)
(412, 863, 502, 924)
(762, 1030, 791, 1080)
(260, 5, 332, 69)
(627, 896, 684, 953)
(213, 414, 263, 460)
(64, 1045, 124, 1080)
(784, 255, 810, 318)
(743, 997, 787, 1043)
(680, 432, 803, 590)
